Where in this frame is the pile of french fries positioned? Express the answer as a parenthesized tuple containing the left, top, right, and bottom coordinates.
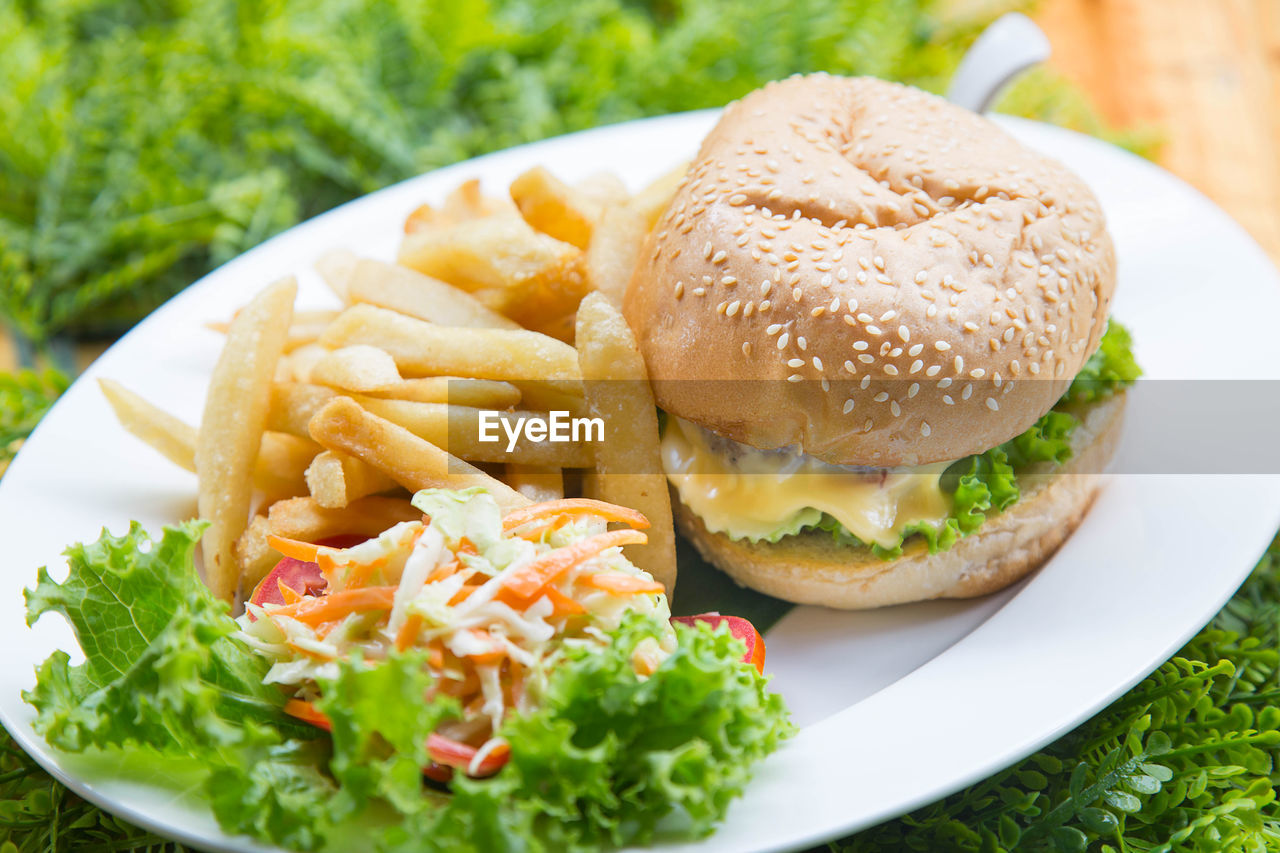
(101, 164, 687, 604)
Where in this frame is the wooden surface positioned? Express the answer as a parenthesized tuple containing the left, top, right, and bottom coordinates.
(1036, 0, 1280, 264)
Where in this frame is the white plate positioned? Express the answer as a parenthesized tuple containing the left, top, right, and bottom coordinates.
(1, 111, 1278, 853)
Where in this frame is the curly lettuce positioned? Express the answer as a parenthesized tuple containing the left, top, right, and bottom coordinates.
(24, 522, 792, 852)
(766, 321, 1140, 556)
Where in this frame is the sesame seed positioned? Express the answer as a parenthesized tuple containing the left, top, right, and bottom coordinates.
(759, 299, 772, 310)
(766, 323, 782, 335)
(908, 344, 923, 356)
(943, 395, 954, 405)
(674, 281, 685, 298)
(860, 375, 872, 389)
(898, 325, 910, 342)
(797, 336, 808, 350)
(925, 365, 941, 377)
(722, 276, 737, 286)
(874, 391, 889, 403)
(962, 383, 973, 400)
(866, 325, 882, 336)
(963, 321, 979, 333)
(858, 353, 874, 364)
(969, 368, 986, 379)
(880, 310, 897, 322)
(792, 287, 803, 302)
(890, 400, 901, 417)
(702, 242, 713, 259)
(777, 333, 789, 349)
(843, 399, 856, 414)
(810, 306, 826, 318)
(812, 357, 823, 371)
(787, 374, 803, 383)
(843, 360, 856, 373)
(692, 286, 706, 296)
(742, 341, 752, 356)
(986, 397, 999, 411)
(788, 358, 805, 368)
(954, 355, 965, 373)
(884, 364, 899, 376)
(920, 421, 931, 437)
(727, 300, 741, 316)
(909, 359, 924, 374)
(935, 341, 951, 351)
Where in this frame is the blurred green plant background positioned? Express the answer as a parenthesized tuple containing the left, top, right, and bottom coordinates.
(3, 1, 1275, 851)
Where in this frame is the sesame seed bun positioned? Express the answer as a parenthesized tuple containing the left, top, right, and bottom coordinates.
(624, 74, 1116, 466)
(674, 392, 1126, 609)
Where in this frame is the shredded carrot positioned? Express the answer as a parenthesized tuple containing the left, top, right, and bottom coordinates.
(426, 733, 510, 776)
(269, 586, 397, 626)
(457, 537, 479, 556)
(448, 583, 483, 606)
(501, 498, 650, 534)
(427, 640, 445, 670)
(585, 573, 666, 596)
(267, 535, 324, 563)
(511, 515, 570, 542)
(542, 585, 586, 616)
(284, 699, 332, 732)
(501, 528, 647, 599)
(427, 559, 460, 583)
(342, 556, 386, 590)
(278, 578, 305, 606)
(395, 613, 425, 652)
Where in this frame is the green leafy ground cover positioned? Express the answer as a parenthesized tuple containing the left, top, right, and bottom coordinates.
(5, 1, 1271, 851)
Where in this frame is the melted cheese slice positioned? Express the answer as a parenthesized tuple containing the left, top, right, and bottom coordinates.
(661, 418, 952, 548)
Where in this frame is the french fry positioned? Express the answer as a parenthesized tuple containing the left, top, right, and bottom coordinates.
(315, 249, 359, 302)
(586, 202, 650, 307)
(207, 310, 339, 353)
(345, 258, 520, 329)
(397, 215, 588, 335)
(255, 432, 321, 499)
(510, 166, 601, 249)
(505, 463, 564, 503)
(196, 276, 298, 601)
(575, 293, 677, 594)
(235, 515, 277, 596)
(442, 178, 515, 221)
(99, 379, 311, 498)
(320, 305, 583, 389)
(358, 377, 522, 409)
(278, 342, 329, 384)
(305, 449, 399, 508)
(351, 396, 594, 467)
(267, 494, 423, 542)
(629, 162, 689, 228)
(308, 397, 528, 511)
(308, 346, 403, 393)
(268, 382, 338, 438)
(573, 172, 630, 208)
(98, 379, 196, 473)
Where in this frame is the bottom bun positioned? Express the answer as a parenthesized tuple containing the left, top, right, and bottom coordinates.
(674, 393, 1127, 610)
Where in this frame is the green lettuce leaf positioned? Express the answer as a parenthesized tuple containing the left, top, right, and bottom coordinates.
(435, 613, 795, 851)
(25, 522, 793, 852)
(1065, 321, 1142, 404)
(23, 520, 309, 753)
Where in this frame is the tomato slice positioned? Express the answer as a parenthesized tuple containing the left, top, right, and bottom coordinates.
(671, 613, 766, 674)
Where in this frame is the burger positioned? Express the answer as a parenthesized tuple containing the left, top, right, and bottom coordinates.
(622, 75, 1140, 609)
